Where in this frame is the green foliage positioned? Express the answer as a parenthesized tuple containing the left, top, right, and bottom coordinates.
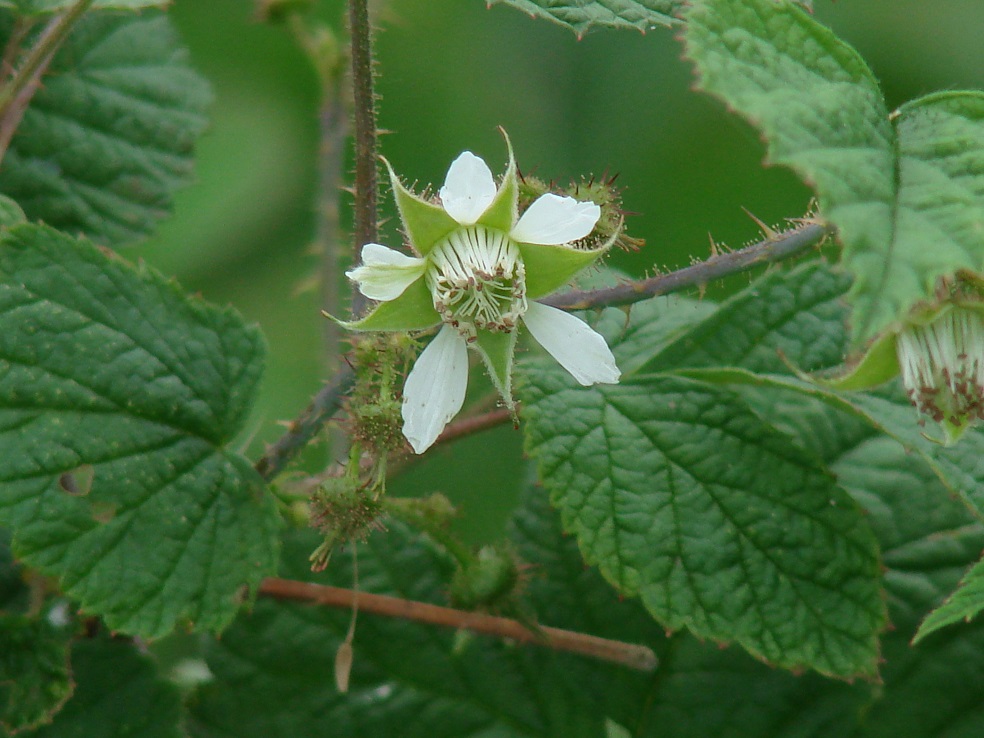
(0, 11, 210, 246)
(913, 539, 984, 643)
(520, 275, 885, 678)
(684, 0, 984, 344)
(0, 535, 73, 735)
(488, 0, 682, 35)
(23, 636, 185, 738)
(189, 526, 614, 738)
(0, 614, 73, 735)
(0, 224, 279, 639)
(187, 439, 984, 736)
(0, 0, 982, 733)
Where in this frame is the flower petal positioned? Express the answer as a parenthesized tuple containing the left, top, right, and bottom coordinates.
(523, 301, 620, 386)
(402, 324, 469, 453)
(439, 151, 497, 226)
(511, 194, 600, 245)
(346, 243, 426, 301)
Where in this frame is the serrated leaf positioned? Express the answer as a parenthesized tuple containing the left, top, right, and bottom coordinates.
(22, 636, 184, 738)
(15, 0, 166, 13)
(0, 224, 279, 639)
(0, 12, 210, 246)
(488, 0, 681, 36)
(684, 0, 984, 343)
(521, 366, 884, 677)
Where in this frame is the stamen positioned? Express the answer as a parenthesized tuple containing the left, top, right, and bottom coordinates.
(427, 226, 527, 336)
(897, 308, 984, 432)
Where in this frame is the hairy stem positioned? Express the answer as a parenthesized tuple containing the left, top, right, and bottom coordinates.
(0, 0, 93, 118)
(347, 0, 378, 317)
(543, 221, 830, 311)
(0, 1, 94, 163)
(255, 222, 830, 481)
(259, 576, 658, 671)
(254, 367, 355, 482)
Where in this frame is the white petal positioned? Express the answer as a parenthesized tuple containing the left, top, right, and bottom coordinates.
(511, 194, 601, 245)
(402, 324, 469, 453)
(523, 302, 620, 386)
(346, 243, 426, 301)
(438, 151, 496, 226)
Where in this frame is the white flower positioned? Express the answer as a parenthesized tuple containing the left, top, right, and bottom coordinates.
(896, 306, 984, 440)
(344, 145, 621, 454)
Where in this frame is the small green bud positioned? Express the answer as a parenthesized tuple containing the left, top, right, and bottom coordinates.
(309, 477, 382, 570)
(450, 545, 522, 612)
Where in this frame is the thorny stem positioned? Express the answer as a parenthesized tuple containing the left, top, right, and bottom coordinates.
(542, 221, 830, 311)
(0, 0, 93, 114)
(259, 576, 658, 671)
(0, 0, 94, 163)
(253, 222, 832, 483)
(254, 367, 355, 482)
(348, 0, 378, 318)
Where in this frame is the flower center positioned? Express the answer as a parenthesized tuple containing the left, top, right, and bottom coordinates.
(897, 308, 984, 428)
(426, 226, 527, 338)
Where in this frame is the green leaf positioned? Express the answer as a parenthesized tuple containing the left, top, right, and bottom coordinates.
(0, 196, 25, 230)
(488, 0, 682, 36)
(23, 636, 184, 738)
(912, 546, 984, 643)
(15, 0, 166, 13)
(0, 614, 73, 735)
(647, 260, 852, 374)
(521, 366, 884, 677)
(684, 0, 984, 343)
(0, 533, 74, 735)
(0, 224, 279, 639)
(0, 12, 210, 246)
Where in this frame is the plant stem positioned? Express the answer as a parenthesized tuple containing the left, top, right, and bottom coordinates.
(254, 367, 355, 482)
(258, 576, 658, 671)
(347, 0, 378, 318)
(542, 221, 830, 311)
(254, 222, 829, 481)
(0, 0, 93, 120)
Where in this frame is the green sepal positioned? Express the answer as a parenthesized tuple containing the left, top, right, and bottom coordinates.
(331, 278, 440, 332)
(474, 329, 518, 407)
(520, 240, 610, 299)
(824, 329, 900, 391)
(385, 158, 459, 256)
(476, 131, 518, 234)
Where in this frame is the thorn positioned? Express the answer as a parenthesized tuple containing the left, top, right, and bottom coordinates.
(708, 232, 720, 258)
(741, 207, 779, 239)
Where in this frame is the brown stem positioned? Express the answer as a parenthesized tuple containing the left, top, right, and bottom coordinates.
(543, 221, 830, 311)
(347, 0, 378, 318)
(259, 576, 658, 671)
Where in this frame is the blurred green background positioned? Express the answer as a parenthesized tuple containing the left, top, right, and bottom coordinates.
(139, 0, 984, 542)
